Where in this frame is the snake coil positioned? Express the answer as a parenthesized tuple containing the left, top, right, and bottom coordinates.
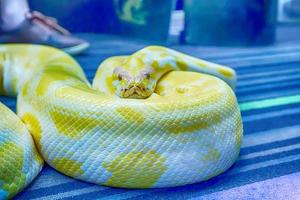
(0, 45, 242, 199)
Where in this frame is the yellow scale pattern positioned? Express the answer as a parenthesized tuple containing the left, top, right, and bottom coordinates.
(102, 150, 167, 188)
(50, 109, 103, 139)
(21, 113, 43, 151)
(52, 158, 84, 178)
(0, 101, 42, 200)
(0, 142, 26, 199)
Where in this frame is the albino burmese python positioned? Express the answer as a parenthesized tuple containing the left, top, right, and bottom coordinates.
(0, 45, 243, 199)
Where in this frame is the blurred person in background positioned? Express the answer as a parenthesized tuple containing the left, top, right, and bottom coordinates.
(0, 0, 89, 54)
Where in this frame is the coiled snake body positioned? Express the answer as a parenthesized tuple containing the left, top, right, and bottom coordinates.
(0, 45, 243, 199)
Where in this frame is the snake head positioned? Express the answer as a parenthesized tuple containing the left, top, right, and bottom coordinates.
(112, 66, 156, 99)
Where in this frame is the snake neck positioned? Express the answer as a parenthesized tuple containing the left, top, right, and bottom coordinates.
(136, 46, 237, 90)
(0, 45, 89, 97)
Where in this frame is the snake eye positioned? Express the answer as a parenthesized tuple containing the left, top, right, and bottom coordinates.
(118, 74, 122, 81)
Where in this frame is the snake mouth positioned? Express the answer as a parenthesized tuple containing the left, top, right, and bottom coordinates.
(122, 85, 150, 99)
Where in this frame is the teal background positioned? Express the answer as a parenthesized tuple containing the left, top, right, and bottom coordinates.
(29, 0, 173, 41)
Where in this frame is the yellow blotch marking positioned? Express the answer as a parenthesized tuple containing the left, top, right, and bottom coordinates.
(151, 60, 160, 70)
(21, 113, 43, 152)
(157, 52, 172, 59)
(36, 71, 70, 96)
(103, 150, 167, 188)
(164, 113, 221, 135)
(218, 68, 234, 78)
(0, 142, 26, 198)
(168, 118, 209, 134)
(176, 60, 189, 71)
(145, 46, 166, 52)
(116, 107, 145, 124)
(202, 149, 220, 162)
(50, 109, 102, 139)
(21, 81, 30, 96)
(52, 158, 84, 177)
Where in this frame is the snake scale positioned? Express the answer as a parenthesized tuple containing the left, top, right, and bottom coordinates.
(0, 45, 243, 199)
